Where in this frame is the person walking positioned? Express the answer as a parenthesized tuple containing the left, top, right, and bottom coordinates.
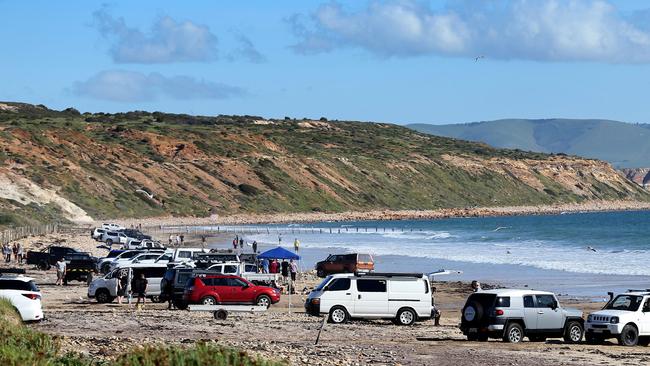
(281, 260, 289, 284)
(293, 238, 300, 253)
(131, 273, 148, 309)
(252, 240, 258, 253)
(55, 258, 66, 286)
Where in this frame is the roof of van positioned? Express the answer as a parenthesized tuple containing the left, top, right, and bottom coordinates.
(472, 289, 554, 296)
(329, 272, 426, 279)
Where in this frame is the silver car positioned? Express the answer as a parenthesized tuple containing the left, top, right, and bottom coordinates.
(460, 289, 584, 343)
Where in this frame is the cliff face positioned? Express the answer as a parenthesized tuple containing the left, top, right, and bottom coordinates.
(622, 168, 650, 187)
(0, 102, 648, 226)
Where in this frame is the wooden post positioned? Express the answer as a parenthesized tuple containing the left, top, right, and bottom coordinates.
(315, 316, 328, 345)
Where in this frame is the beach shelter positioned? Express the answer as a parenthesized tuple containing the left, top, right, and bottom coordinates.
(257, 246, 301, 312)
(257, 246, 300, 260)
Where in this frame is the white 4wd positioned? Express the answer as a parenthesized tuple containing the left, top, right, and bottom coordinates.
(585, 292, 650, 346)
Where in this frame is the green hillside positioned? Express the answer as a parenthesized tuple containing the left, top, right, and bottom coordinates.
(409, 119, 650, 168)
(0, 103, 648, 227)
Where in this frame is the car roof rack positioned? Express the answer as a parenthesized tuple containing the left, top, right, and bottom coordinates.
(355, 272, 424, 278)
(0, 268, 26, 276)
(626, 289, 650, 293)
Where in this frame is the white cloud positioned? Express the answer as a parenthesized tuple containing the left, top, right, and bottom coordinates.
(227, 33, 268, 63)
(93, 8, 219, 63)
(289, 0, 650, 63)
(72, 70, 245, 102)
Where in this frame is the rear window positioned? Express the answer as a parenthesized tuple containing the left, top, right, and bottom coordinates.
(356, 279, 386, 292)
(244, 264, 257, 273)
(178, 251, 192, 259)
(523, 296, 534, 308)
(466, 293, 497, 309)
(358, 254, 373, 262)
(327, 278, 351, 291)
(0, 280, 39, 292)
(496, 297, 510, 307)
(223, 265, 238, 274)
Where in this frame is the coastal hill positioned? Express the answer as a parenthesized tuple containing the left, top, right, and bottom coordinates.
(1, 102, 649, 227)
(408, 119, 650, 168)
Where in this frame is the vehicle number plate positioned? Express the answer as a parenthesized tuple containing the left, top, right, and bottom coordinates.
(469, 328, 478, 334)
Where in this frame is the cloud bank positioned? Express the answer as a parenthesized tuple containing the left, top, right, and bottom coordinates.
(72, 70, 245, 102)
(93, 8, 219, 63)
(289, 0, 650, 63)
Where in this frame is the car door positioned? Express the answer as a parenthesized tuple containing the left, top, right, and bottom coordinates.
(211, 277, 230, 302)
(535, 295, 564, 330)
(354, 278, 389, 316)
(225, 277, 250, 303)
(320, 278, 354, 313)
(523, 295, 539, 329)
(641, 298, 650, 335)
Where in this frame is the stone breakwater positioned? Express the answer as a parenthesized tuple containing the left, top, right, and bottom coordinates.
(109, 200, 650, 228)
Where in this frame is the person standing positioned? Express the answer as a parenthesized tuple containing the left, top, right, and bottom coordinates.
(293, 238, 300, 253)
(201, 236, 206, 248)
(175, 235, 181, 246)
(168, 234, 173, 246)
(55, 258, 66, 286)
(12, 243, 18, 263)
(471, 280, 481, 292)
(269, 259, 279, 274)
(261, 257, 269, 273)
(281, 260, 289, 284)
(116, 272, 128, 304)
(3, 243, 11, 263)
(252, 240, 258, 253)
(289, 259, 298, 283)
(132, 273, 148, 309)
(239, 237, 244, 249)
(232, 237, 238, 250)
(16, 243, 23, 264)
(180, 234, 185, 246)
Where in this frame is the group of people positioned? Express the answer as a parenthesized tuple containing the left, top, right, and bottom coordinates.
(168, 234, 185, 247)
(232, 235, 259, 253)
(2, 242, 24, 264)
(260, 258, 298, 283)
(115, 270, 149, 309)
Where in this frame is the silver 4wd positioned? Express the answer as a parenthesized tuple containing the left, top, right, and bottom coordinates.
(585, 291, 650, 346)
(460, 289, 584, 343)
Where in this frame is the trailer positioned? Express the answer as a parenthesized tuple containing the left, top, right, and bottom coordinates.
(187, 304, 268, 320)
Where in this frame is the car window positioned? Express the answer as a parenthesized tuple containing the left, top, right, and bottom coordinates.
(0, 280, 39, 291)
(199, 278, 212, 286)
(496, 297, 510, 307)
(244, 264, 257, 273)
(178, 251, 192, 259)
(327, 278, 351, 291)
(212, 278, 228, 286)
(224, 265, 238, 274)
(356, 279, 386, 292)
(226, 278, 247, 287)
(523, 296, 535, 308)
(536, 295, 556, 308)
(358, 254, 372, 262)
(314, 276, 333, 291)
(606, 295, 643, 311)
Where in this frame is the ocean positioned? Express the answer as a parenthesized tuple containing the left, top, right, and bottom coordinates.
(210, 210, 650, 297)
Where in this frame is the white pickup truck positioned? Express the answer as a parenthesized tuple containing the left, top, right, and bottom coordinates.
(207, 262, 279, 286)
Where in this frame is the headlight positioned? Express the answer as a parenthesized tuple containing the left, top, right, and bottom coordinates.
(610, 316, 619, 324)
(311, 298, 321, 305)
(587, 314, 593, 322)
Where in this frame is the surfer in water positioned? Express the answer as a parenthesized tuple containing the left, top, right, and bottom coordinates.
(586, 246, 597, 252)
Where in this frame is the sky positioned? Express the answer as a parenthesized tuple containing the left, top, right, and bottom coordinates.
(3, 0, 650, 125)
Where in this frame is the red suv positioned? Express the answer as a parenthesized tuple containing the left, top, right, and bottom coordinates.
(183, 275, 281, 307)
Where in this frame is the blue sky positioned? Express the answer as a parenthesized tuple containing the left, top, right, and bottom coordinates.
(3, 0, 650, 124)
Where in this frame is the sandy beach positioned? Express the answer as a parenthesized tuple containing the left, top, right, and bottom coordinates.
(107, 200, 650, 228)
(3, 231, 650, 365)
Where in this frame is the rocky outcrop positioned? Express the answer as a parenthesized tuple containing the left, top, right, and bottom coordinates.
(621, 168, 650, 187)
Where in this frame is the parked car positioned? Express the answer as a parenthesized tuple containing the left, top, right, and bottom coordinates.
(110, 252, 171, 271)
(26, 246, 96, 270)
(0, 269, 43, 321)
(101, 249, 166, 273)
(171, 248, 209, 263)
(207, 262, 278, 286)
(305, 272, 434, 325)
(315, 253, 374, 277)
(101, 223, 124, 231)
(88, 263, 167, 303)
(124, 239, 165, 250)
(91, 228, 106, 241)
(193, 253, 240, 269)
(585, 291, 650, 346)
(459, 289, 584, 343)
(183, 274, 280, 308)
(100, 231, 129, 246)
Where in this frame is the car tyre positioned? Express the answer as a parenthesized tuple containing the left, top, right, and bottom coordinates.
(106, 239, 113, 246)
(563, 321, 583, 344)
(503, 323, 524, 343)
(38, 260, 49, 271)
(396, 308, 416, 326)
(256, 295, 271, 308)
(201, 296, 217, 306)
(328, 306, 348, 324)
(95, 289, 112, 304)
(214, 310, 228, 320)
(618, 324, 639, 346)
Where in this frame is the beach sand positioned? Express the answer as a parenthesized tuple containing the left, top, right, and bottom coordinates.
(3, 231, 650, 365)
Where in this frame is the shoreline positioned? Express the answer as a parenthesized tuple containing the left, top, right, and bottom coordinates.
(108, 200, 650, 228)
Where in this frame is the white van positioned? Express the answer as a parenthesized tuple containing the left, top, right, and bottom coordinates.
(87, 263, 168, 303)
(172, 248, 209, 263)
(305, 273, 434, 325)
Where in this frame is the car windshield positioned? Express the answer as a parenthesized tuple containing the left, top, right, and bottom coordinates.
(605, 295, 643, 311)
(314, 276, 333, 291)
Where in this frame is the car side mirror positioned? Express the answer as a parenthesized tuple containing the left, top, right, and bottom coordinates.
(551, 301, 558, 310)
(322, 286, 329, 292)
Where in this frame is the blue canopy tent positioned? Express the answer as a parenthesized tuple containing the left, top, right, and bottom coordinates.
(257, 246, 300, 260)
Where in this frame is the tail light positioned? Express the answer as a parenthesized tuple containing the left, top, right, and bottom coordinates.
(22, 293, 41, 300)
(495, 309, 504, 316)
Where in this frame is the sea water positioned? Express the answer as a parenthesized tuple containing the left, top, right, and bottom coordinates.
(214, 210, 650, 297)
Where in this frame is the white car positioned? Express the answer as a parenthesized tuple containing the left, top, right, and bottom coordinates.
(88, 263, 167, 303)
(585, 291, 650, 346)
(101, 223, 124, 231)
(0, 273, 44, 321)
(100, 231, 128, 246)
(91, 228, 106, 241)
(305, 272, 435, 325)
(111, 252, 171, 271)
